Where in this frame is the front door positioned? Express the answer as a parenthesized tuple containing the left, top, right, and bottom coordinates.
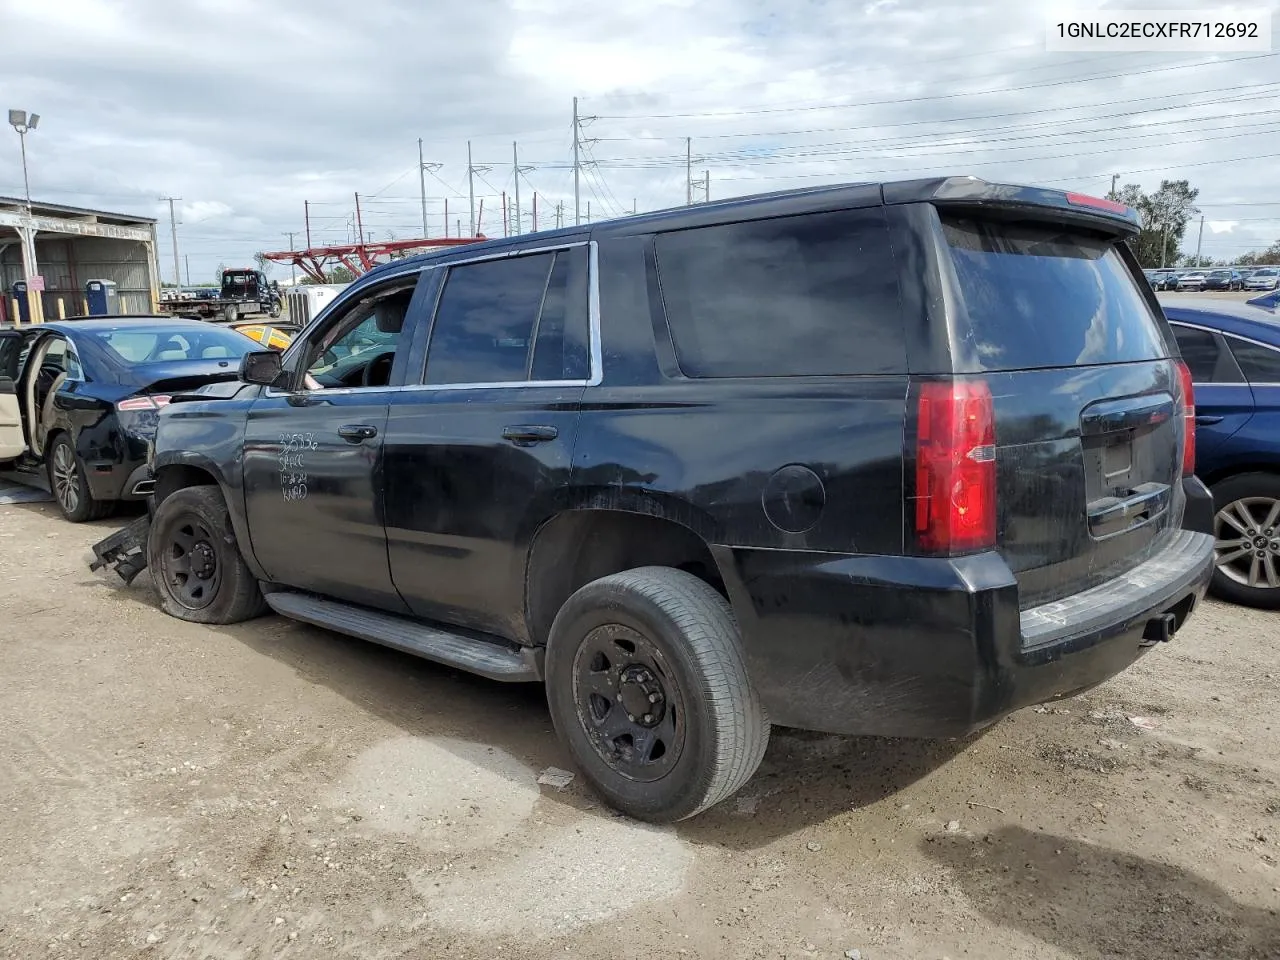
(240, 270, 431, 611)
(0, 333, 25, 459)
(385, 243, 592, 640)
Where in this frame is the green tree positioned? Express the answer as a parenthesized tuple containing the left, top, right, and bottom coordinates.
(300, 265, 356, 285)
(1114, 179, 1201, 268)
(1235, 240, 1280, 266)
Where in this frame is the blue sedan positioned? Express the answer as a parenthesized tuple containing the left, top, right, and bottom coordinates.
(1160, 292, 1280, 608)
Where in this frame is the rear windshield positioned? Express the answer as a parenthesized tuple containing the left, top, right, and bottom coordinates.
(942, 216, 1168, 371)
(92, 326, 256, 365)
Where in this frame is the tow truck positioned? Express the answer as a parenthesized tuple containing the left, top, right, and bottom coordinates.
(159, 268, 282, 323)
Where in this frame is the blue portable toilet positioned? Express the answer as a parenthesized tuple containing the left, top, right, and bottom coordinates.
(10, 281, 31, 325)
(85, 279, 119, 316)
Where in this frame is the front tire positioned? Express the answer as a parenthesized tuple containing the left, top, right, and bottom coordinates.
(148, 486, 268, 623)
(545, 566, 769, 822)
(1209, 473, 1280, 609)
(223, 303, 238, 323)
(47, 433, 112, 523)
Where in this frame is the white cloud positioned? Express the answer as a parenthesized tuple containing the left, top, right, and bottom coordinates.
(2, 0, 1277, 278)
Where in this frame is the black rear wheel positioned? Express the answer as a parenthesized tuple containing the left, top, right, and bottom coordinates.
(47, 433, 112, 523)
(148, 486, 268, 623)
(545, 566, 769, 822)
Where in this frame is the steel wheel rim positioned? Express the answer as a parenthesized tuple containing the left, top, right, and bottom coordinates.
(1214, 496, 1280, 589)
(571, 623, 686, 783)
(158, 515, 223, 610)
(51, 442, 80, 514)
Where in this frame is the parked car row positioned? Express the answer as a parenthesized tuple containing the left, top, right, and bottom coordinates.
(1146, 266, 1280, 292)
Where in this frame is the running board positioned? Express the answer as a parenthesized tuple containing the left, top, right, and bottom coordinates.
(264, 592, 543, 683)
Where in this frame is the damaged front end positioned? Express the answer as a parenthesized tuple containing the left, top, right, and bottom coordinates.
(89, 513, 151, 585)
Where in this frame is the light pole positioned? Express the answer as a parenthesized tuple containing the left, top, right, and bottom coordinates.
(8, 109, 41, 323)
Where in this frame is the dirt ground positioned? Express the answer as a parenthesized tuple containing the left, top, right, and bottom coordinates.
(1, 500, 1277, 960)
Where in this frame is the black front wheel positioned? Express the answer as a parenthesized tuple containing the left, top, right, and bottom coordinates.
(545, 566, 769, 822)
(148, 486, 268, 624)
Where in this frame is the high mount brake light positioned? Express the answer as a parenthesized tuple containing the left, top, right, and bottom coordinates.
(915, 379, 997, 553)
(1064, 191, 1131, 216)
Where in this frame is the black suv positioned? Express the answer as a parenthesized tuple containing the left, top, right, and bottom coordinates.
(131, 177, 1215, 822)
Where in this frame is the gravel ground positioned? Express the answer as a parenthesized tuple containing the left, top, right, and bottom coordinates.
(1, 500, 1277, 960)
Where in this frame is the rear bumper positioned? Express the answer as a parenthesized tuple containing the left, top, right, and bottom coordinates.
(716, 495, 1214, 738)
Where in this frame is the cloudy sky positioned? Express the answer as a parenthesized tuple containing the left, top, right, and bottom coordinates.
(1, 0, 1277, 284)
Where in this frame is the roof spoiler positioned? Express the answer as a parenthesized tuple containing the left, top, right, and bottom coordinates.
(882, 176, 1142, 238)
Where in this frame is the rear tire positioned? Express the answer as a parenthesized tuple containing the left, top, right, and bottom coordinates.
(148, 486, 268, 624)
(223, 304, 238, 323)
(545, 566, 769, 823)
(1208, 472, 1280, 609)
(47, 433, 113, 523)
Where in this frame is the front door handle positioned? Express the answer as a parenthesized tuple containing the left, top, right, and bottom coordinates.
(502, 424, 558, 446)
(338, 423, 378, 443)
(1194, 414, 1224, 425)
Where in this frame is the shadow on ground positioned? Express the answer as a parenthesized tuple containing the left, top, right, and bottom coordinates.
(211, 611, 972, 848)
(923, 825, 1280, 960)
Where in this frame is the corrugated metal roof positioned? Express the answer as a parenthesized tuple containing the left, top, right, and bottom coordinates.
(0, 195, 156, 225)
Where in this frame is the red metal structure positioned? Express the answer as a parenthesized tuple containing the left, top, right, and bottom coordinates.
(260, 236, 486, 284)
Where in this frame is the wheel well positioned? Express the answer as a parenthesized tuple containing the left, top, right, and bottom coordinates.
(1200, 464, 1280, 490)
(154, 464, 218, 506)
(525, 510, 725, 647)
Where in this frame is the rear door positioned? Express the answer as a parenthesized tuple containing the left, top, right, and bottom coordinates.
(1167, 321, 1254, 460)
(0, 332, 25, 459)
(384, 242, 591, 640)
(934, 210, 1185, 607)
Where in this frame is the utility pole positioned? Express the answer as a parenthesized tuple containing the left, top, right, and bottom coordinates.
(533, 192, 538, 232)
(283, 232, 297, 286)
(1109, 173, 1119, 198)
(512, 141, 533, 237)
(1194, 215, 1205, 266)
(468, 141, 476, 237)
(704, 170, 710, 203)
(354, 192, 364, 248)
(184, 254, 191, 287)
(587, 200, 591, 223)
(162, 196, 182, 290)
(573, 98, 581, 226)
(686, 138, 692, 205)
(1160, 221, 1169, 268)
(419, 138, 428, 238)
(304, 200, 312, 248)
(632, 198, 637, 216)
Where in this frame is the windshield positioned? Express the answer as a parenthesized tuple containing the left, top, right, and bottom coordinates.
(942, 215, 1168, 371)
(92, 326, 257, 365)
(1255, 269, 1277, 277)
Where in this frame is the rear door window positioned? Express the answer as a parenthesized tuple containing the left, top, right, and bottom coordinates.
(942, 215, 1169, 371)
(653, 208, 905, 378)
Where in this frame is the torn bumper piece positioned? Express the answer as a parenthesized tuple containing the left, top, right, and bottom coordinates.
(89, 514, 152, 585)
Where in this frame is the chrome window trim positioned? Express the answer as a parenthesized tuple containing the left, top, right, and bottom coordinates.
(265, 239, 602, 398)
(1169, 318, 1280, 386)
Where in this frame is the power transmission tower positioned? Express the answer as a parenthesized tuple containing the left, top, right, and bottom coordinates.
(572, 98, 598, 225)
(692, 170, 711, 204)
(161, 196, 182, 290)
(466, 141, 491, 237)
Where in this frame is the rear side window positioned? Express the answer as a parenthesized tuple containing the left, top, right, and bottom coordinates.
(1170, 324, 1242, 383)
(942, 216, 1168, 371)
(654, 208, 905, 378)
(1226, 336, 1280, 383)
(425, 248, 589, 385)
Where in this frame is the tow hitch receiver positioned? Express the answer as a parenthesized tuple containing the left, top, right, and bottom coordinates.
(88, 515, 152, 585)
(1140, 611, 1178, 647)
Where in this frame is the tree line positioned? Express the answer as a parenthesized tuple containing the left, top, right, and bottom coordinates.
(1106, 179, 1278, 269)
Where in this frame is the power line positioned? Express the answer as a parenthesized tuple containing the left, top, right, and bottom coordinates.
(597, 53, 1279, 120)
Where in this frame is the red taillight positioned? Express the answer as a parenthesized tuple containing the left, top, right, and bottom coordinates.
(1175, 360, 1195, 476)
(915, 379, 997, 553)
(116, 394, 171, 411)
(1064, 191, 1131, 216)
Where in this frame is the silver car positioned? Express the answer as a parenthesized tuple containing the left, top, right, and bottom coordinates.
(1177, 271, 1207, 291)
(1244, 268, 1279, 291)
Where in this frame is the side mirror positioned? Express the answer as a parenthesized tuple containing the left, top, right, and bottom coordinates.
(239, 350, 283, 386)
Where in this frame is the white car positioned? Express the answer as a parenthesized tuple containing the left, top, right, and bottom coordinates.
(1244, 268, 1279, 291)
(1177, 272, 1207, 291)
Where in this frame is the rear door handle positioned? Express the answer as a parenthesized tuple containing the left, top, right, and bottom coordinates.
(1194, 415, 1224, 425)
(338, 423, 378, 443)
(502, 424, 558, 446)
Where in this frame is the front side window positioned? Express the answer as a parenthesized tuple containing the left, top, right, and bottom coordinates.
(424, 247, 589, 385)
(301, 281, 418, 389)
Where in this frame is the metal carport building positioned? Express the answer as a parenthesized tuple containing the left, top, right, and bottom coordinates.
(0, 196, 160, 324)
